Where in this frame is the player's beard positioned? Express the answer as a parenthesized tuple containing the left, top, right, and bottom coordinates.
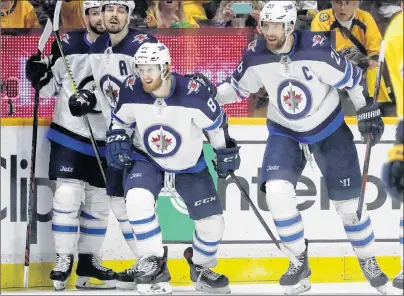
(105, 18, 127, 34)
(142, 78, 163, 93)
(89, 22, 105, 35)
(267, 35, 287, 51)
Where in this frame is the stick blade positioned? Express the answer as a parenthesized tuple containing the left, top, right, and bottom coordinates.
(38, 19, 53, 54)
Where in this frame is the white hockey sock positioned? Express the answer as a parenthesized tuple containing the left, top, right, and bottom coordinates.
(78, 184, 110, 254)
(52, 179, 83, 254)
(110, 196, 138, 257)
(266, 180, 306, 256)
(334, 199, 375, 259)
(126, 188, 164, 258)
(192, 215, 224, 267)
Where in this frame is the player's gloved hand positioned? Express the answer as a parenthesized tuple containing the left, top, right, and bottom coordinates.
(68, 89, 100, 117)
(185, 73, 217, 99)
(382, 144, 404, 203)
(356, 100, 384, 146)
(213, 138, 241, 178)
(106, 129, 133, 170)
(25, 54, 53, 89)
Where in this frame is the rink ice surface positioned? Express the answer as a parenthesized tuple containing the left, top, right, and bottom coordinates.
(2, 282, 403, 295)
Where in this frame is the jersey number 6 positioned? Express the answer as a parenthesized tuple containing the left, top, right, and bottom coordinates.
(207, 97, 217, 112)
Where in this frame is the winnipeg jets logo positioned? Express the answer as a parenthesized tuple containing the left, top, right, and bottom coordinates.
(277, 79, 312, 120)
(247, 40, 257, 52)
(60, 33, 70, 44)
(125, 75, 137, 90)
(187, 80, 200, 95)
(143, 125, 182, 158)
(132, 34, 148, 44)
(100, 75, 122, 108)
(312, 34, 325, 47)
(151, 127, 173, 152)
(283, 82, 303, 112)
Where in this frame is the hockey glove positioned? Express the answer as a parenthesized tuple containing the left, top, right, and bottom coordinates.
(68, 89, 100, 117)
(356, 100, 384, 146)
(382, 144, 404, 203)
(185, 73, 217, 99)
(25, 54, 53, 89)
(213, 138, 241, 178)
(106, 129, 133, 170)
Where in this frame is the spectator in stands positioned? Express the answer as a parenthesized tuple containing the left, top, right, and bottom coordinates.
(311, 0, 394, 114)
(294, 1, 319, 31)
(60, 0, 86, 29)
(213, 1, 265, 28)
(1, 0, 40, 28)
(145, 0, 202, 28)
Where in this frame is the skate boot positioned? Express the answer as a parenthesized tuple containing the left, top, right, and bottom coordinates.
(135, 246, 172, 295)
(116, 261, 142, 290)
(358, 256, 388, 294)
(392, 269, 403, 294)
(75, 253, 117, 289)
(50, 254, 74, 291)
(184, 247, 230, 294)
(279, 239, 311, 295)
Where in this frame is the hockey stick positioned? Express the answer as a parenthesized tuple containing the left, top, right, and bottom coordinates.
(356, 40, 385, 221)
(229, 171, 301, 266)
(52, 1, 106, 183)
(24, 18, 54, 288)
(202, 131, 301, 266)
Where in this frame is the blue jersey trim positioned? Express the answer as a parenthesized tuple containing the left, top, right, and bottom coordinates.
(132, 152, 207, 174)
(47, 128, 106, 157)
(267, 107, 344, 144)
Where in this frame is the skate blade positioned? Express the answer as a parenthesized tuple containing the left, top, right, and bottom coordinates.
(75, 276, 117, 290)
(116, 280, 137, 290)
(137, 282, 172, 295)
(194, 282, 231, 294)
(393, 286, 404, 295)
(374, 284, 389, 295)
(283, 278, 311, 295)
(53, 280, 67, 291)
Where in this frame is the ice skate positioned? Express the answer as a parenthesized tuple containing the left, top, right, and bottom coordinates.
(392, 269, 403, 294)
(134, 246, 172, 295)
(358, 256, 388, 294)
(116, 261, 142, 290)
(184, 247, 230, 294)
(50, 254, 74, 291)
(280, 239, 311, 295)
(75, 253, 117, 289)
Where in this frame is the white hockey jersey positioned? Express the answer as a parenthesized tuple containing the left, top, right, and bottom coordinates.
(88, 29, 158, 128)
(217, 31, 367, 144)
(41, 31, 108, 157)
(110, 73, 227, 173)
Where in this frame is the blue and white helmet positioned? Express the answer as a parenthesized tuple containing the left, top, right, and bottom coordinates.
(260, 1, 297, 36)
(100, 1, 136, 14)
(134, 42, 171, 79)
(83, 1, 101, 17)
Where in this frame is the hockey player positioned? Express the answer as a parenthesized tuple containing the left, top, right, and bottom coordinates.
(211, 1, 388, 294)
(382, 5, 403, 292)
(68, 0, 159, 289)
(104, 42, 240, 294)
(25, 1, 117, 290)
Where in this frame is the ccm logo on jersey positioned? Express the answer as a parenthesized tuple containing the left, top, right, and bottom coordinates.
(194, 196, 217, 207)
(312, 34, 326, 47)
